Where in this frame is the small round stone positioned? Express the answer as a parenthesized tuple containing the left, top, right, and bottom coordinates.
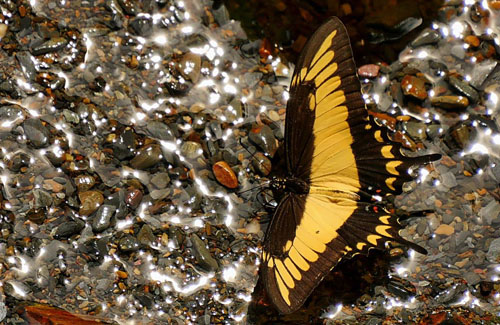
(401, 75, 428, 100)
(464, 35, 480, 47)
(130, 144, 162, 170)
(358, 64, 380, 78)
(78, 190, 104, 216)
(74, 175, 96, 192)
(212, 161, 238, 189)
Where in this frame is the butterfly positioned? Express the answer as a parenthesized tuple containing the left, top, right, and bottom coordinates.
(260, 17, 440, 314)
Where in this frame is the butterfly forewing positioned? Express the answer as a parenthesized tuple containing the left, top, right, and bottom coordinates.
(261, 17, 438, 314)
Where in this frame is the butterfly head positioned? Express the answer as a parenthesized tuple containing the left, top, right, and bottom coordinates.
(269, 176, 286, 192)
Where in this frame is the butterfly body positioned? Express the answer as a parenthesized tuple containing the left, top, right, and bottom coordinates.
(270, 176, 309, 195)
(259, 17, 439, 314)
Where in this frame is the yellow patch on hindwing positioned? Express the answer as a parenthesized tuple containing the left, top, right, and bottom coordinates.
(367, 234, 382, 245)
(267, 257, 274, 268)
(386, 177, 396, 190)
(275, 258, 295, 289)
(309, 93, 316, 111)
(293, 238, 319, 262)
(284, 257, 302, 280)
(356, 242, 366, 250)
(379, 215, 391, 224)
(289, 246, 310, 271)
(275, 269, 291, 305)
(375, 225, 393, 238)
(386, 161, 402, 175)
(381, 145, 395, 158)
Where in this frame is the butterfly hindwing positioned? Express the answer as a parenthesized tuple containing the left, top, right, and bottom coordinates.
(262, 17, 438, 314)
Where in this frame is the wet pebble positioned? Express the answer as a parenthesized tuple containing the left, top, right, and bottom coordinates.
(440, 172, 458, 188)
(129, 17, 153, 36)
(119, 235, 139, 252)
(78, 190, 104, 216)
(62, 109, 79, 124)
(251, 152, 272, 176)
(55, 221, 84, 239)
(112, 128, 136, 160)
(130, 144, 162, 169)
(43, 179, 64, 193)
(137, 224, 155, 246)
(33, 189, 53, 208)
(464, 35, 480, 47)
(212, 161, 238, 189)
(151, 172, 170, 189)
(92, 205, 115, 232)
(23, 118, 50, 148)
(26, 208, 46, 225)
(191, 233, 219, 272)
(358, 64, 380, 78)
(401, 75, 427, 100)
(0, 24, 7, 39)
(449, 76, 479, 103)
(405, 122, 427, 141)
(4, 280, 30, 299)
(451, 44, 465, 59)
(410, 28, 440, 47)
(125, 188, 143, 208)
(442, 213, 454, 224)
(487, 238, 500, 262)
(181, 141, 203, 159)
(430, 95, 469, 110)
(150, 188, 170, 200)
(16, 52, 37, 81)
(249, 124, 277, 156)
(470, 61, 497, 89)
(117, 0, 137, 15)
(178, 52, 201, 83)
(146, 121, 174, 141)
(434, 224, 454, 236)
(7, 152, 30, 172)
(31, 37, 68, 55)
(74, 174, 95, 192)
(479, 200, 500, 224)
(463, 272, 481, 285)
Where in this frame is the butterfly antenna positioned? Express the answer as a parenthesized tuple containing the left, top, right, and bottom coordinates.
(236, 183, 267, 196)
(239, 138, 273, 175)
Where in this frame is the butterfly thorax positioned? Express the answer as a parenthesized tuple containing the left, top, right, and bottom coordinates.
(270, 176, 309, 195)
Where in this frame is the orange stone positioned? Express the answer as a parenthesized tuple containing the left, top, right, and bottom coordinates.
(464, 35, 480, 47)
(489, 0, 500, 10)
(212, 161, 238, 189)
(435, 224, 454, 236)
(401, 75, 428, 100)
(19, 5, 26, 17)
(259, 38, 272, 58)
(78, 190, 104, 216)
(116, 270, 128, 279)
(24, 303, 113, 324)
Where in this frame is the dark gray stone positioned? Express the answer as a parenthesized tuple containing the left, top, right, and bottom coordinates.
(191, 233, 218, 272)
(92, 204, 115, 232)
(23, 118, 50, 148)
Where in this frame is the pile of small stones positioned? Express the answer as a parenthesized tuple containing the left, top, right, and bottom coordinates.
(0, 0, 288, 323)
(1, 0, 500, 323)
(321, 0, 500, 323)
